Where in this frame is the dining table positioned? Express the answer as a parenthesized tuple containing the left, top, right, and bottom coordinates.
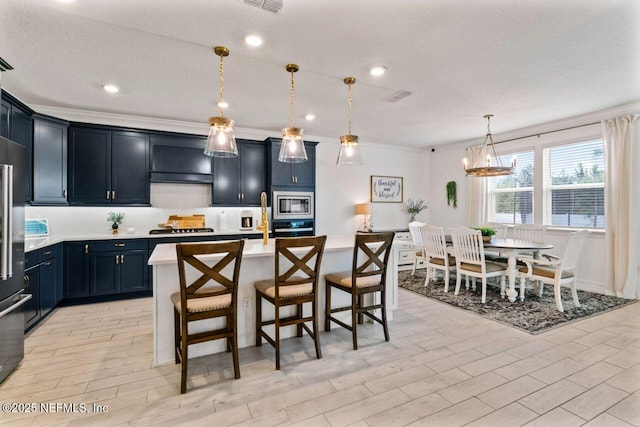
(484, 238, 554, 302)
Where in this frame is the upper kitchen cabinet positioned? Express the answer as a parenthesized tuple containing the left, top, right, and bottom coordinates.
(68, 124, 150, 205)
(1, 91, 33, 201)
(150, 133, 213, 184)
(266, 138, 317, 188)
(212, 139, 266, 206)
(33, 114, 68, 205)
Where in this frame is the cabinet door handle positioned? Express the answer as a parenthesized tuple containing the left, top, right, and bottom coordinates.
(115, 243, 125, 247)
(24, 275, 30, 289)
(44, 261, 52, 267)
(237, 193, 240, 200)
(44, 250, 52, 256)
(111, 190, 115, 200)
(120, 255, 124, 263)
(107, 190, 110, 200)
(291, 176, 295, 183)
(115, 255, 119, 264)
(85, 244, 89, 254)
(241, 193, 244, 200)
(63, 189, 67, 198)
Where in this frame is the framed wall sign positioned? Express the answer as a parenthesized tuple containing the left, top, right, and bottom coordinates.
(370, 175, 403, 203)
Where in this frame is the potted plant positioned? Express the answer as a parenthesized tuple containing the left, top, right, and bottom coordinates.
(446, 181, 457, 208)
(472, 226, 496, 242)
(107, 211, 125, 234)
(403, 198, 428, 222)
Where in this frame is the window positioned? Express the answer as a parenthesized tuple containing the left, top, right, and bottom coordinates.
(487, 150, 534, 224)
(543, 140, 605, 228)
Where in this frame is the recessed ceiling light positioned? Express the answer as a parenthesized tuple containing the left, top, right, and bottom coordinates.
(305, 114, 316, 121)
(217, 101, 229, 109)
(243, 33, 264, 47)
(56, 0, 75, 4)
(369, 65, 387, 77)
(103, 84, 119, 93)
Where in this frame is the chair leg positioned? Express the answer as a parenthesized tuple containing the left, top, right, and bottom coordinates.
(232, 321, 240, 379)
(325, 284, 332, 332)
(411, 259, 417, 276)
(454, 270, 462, 295)
(275, 305, 281, 370)
(312, 298, 322, 360)
(500, 275, 506, 301)
(481, 277, 487, 304)
(471, 277, 477, 292)
(180, 318, 188, 394)
(173, 309, 180, 364)
(424, 266, 431, 287)
(357, 295, 364, 324)
(255, 291, 262, 347)
(351, 292, 358, 350)
(538, 281, 544, 297)
(465, 274, 470, 290)
(381, 290, 390, 342)
(444, 269, 450, 293)
(554, 280, 564, 312)
(571, 278, 581, 308)
(296, 303, 303, 337)
(226, 314, 232, 352)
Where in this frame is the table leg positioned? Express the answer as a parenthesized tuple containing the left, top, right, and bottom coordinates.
(506, 252, 518, 302)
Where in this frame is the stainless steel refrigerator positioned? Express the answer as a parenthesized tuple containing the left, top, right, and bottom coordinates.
(0, 135, 30, 384)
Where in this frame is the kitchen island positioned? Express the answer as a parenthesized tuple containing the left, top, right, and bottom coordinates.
(148, 235, 399, 366)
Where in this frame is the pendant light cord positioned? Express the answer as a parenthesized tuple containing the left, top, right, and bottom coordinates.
(289, 69, 295, 128)
(218, 54, 225, 117)
(347, 81, 353, 134)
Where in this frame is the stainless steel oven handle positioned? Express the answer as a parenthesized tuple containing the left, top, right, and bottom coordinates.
(0, 293, 31, 319)
(274, 227, 314, 232)
(1, 164, 11, 280)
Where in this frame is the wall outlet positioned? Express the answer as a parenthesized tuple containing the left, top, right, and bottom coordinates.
(243, 298, 251, 310)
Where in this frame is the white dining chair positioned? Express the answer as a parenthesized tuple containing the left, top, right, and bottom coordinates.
(484, 222, 508, 238)
(450, 226, 507, 304)
(408, 221, 426, 275)
(420, 224, 456, 292)
(513, 224, 546, 242)
(517, 230, 589, 312)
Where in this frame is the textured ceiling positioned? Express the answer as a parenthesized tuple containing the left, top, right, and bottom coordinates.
(0, 0, 638, 147)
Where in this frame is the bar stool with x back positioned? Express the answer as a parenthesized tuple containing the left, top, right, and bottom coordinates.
(172, 240, 245, 394)
(254, 235, 327, 370)
(324, 231, 395, 350)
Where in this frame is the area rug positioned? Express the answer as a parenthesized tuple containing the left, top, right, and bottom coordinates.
(398, 270, 637, 334)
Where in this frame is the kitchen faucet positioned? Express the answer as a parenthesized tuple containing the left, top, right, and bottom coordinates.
(257, 191, 269, 245)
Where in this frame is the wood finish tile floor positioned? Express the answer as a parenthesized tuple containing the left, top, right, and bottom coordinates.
(1, 289, 639, 426)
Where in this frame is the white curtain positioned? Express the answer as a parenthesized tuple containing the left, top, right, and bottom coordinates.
(465, 145, 488, 226)
(603, 113, 640, 299)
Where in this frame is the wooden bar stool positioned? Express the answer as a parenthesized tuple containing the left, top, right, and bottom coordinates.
(254, 235, 327, 370)
(172, 240, 244, 394)
(324, 232, 395, 350)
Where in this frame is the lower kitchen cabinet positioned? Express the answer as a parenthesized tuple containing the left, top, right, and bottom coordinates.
(24, 244, 61, 331)
(64, 242, 90, 298)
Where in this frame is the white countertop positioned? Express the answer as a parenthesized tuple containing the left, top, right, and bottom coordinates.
(148, 234, 357, 265)
(24, 229, 265, 252)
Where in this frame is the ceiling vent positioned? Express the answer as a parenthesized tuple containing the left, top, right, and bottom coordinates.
(384, 90, 413, 103)
(244, 0, 283, 14)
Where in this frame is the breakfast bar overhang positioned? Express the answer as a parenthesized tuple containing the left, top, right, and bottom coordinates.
(148, 235, 400, 366)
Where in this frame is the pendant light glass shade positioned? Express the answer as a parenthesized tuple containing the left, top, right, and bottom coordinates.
(204, 46, 238, 158)
(463, 114, 514, 177)
(337, 77, 363, 166)
(279, 64, 308, 163)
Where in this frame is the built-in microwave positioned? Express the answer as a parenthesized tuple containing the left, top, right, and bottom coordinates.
(272, 191, 314, 220)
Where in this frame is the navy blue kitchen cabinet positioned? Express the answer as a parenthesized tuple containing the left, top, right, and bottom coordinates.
(90, 240, 149, 296)
(212, 139, 266, 206)
(63, 242, 91, 298)
(266, 138, 316, 188)
(33, 115, 68, 205)
(23, 245, 59, 331)
(1, 92, 33, 201)
(24, 254, 40, 331)
(39, 247, 58, 319)
(68, 125, 149, 205)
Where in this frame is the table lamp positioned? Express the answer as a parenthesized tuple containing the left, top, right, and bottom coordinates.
(355, 203, 372, 231)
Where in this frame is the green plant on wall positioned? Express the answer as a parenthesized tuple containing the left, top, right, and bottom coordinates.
(446, 181, 457, 208)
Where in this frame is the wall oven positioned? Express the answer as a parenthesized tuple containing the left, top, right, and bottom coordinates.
(272, 219, 315, 238)
(272, 191, 314, 220)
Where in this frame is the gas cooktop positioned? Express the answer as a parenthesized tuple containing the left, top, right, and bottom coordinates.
(149, 227, 214, 235)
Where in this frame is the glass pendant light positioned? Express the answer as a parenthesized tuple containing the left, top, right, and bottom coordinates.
(463, 114, 515, 177)
(279, 64, 308, 163)
(337, 77, 363, 166)
(204, 46, 238, 158)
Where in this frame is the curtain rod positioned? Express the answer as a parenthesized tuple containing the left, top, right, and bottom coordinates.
(492, 121, 601, 146)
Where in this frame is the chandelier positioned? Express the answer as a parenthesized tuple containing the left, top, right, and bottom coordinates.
(279, 64, 308, 163)
(337, 77, 363, 166)
(204, 46, 238, 158)
(463, 114, 514, 177)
